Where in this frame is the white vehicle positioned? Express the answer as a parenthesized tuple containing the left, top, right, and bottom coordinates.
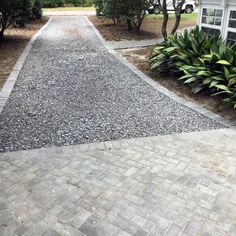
(148, 0, 196, 14)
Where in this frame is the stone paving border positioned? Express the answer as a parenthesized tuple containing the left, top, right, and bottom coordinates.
(106, 39, 163, 50)
(0, 18, 52, 114)
(86, 16, 236, 129)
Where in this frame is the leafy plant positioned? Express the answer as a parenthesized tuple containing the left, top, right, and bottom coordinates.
(150, 26, 236, 108)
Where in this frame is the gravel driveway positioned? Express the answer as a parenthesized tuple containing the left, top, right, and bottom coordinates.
(0, 17, 224, 152)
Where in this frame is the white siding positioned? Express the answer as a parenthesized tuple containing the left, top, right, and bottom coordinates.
(198, 0, 236, 41)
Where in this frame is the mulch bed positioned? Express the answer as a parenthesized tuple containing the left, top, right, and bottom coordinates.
(89, 15, 196, 41)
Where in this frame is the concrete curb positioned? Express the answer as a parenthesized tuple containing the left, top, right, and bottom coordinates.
(85, 16, 236, 128)
(0, 18, 53, 114)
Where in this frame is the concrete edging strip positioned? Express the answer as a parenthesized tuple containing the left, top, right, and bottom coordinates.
(0, 18, 53, 114)
(85, 16, 236, 128)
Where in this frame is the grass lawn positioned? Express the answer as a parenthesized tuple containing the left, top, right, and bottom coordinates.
(147, 12, 197, 21)
(89, 13, 198, 41)
(43, 6, 95, 12)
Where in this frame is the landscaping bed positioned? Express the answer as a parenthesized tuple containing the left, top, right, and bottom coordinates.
(0, 17, 49, 89)
(117, 47, 236, 120)
(89, 13, 197, 41)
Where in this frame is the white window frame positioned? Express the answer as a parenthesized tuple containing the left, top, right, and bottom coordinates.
(199, 5, 225, 36)
(225, 6, 236, 43)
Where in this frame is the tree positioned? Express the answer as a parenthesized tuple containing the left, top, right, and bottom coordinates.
(124, 0, 150, 34)
(103, 0, 121, 24)
(157, 0, 185, 39)
(101, 0, 150, 34)
(0, 0, 23, 41)
(171, 0, 185, 34)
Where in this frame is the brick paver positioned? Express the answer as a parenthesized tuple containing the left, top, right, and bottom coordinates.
(0, 128, 236, 235)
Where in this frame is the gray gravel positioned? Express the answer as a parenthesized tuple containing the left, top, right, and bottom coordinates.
(0, 17, 225, 152)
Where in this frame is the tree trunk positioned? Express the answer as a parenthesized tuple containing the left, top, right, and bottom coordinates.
(159, 0, 168, 40)
(112, 17, 117, 25)
(0, 29, 4, 42)
(127, 19, 133, 32)
(136, 12, 145, 34)
(0, 15, 11, 42)
(171, 1, 185, 35)
(171, 10, 181, 35)
(162, 10, 169, 40)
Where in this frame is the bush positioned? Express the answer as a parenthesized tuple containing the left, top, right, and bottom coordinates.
(0, 0, 26, 40)
(150, 27, 236, 108)
(42, 0, 94, 7)
(32, 0, 43, 19)
(0, 0, 43, 41)
(16, 0, 32, 27)
(94, 0, 103, 16)
(97, 0, 150, 33)
(42, 0, 65, 8)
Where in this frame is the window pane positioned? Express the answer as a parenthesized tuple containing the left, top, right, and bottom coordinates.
(229, 11, 236, 28)
(216, 10, 223, 17)
(227, 32, 236, 44)
(202, 27, 220, 37)
(202, 16, 207, 24)
(229, 20, 236, 28)
(230, 11, 236, 19)
(202, 8, 223, 26)
(215, 18, 222, 26)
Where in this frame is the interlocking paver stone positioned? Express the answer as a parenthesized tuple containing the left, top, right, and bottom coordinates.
(0, 129, 236, 235)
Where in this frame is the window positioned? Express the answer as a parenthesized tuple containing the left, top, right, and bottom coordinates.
(229, 11, 236, 28)
(202, 9, 223, 26)
(202, 27, 220, 37)
(201, 8, 223, 37)
(227, 32, 236, 44)
(227, 10, 236, 44)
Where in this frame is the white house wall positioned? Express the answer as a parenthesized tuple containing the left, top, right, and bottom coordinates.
(228, 0, 236, 6)
(199, 0, 236, 5)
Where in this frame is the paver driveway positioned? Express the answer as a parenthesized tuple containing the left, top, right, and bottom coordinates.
(1, 129, 236, 236)
(0, 16, 225, 153)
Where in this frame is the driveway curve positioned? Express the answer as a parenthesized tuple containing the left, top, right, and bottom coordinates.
(0, 17, 224, 152)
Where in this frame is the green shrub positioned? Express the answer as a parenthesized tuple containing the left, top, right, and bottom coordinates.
(96, 0, 149, 33)
(42, 0, 94, 7)
(42, 0, 65, 7)
(0, 0, 30, 40)
(16, 0, 33, 27)
(94, 0, 104, 16)
(32, 0, 43, 19)
(150, 27, 236, 108)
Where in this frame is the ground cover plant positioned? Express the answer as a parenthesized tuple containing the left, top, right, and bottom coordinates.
(150, 27, 236, 108)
